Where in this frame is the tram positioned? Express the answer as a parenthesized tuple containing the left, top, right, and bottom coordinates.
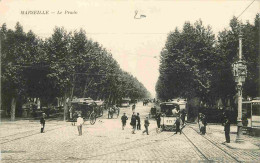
(242, 97, 260, 128)
(160, 99, 187, 131)
(121, 98, 130, 107)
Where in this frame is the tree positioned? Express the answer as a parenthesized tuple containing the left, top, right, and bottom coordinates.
(156, 20, 216, 103)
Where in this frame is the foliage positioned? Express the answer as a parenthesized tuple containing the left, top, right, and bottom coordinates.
(156, 14, 260, 106)
(1, 23, 150, 116)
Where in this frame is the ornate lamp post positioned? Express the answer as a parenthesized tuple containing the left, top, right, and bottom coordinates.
(232, 34, 247, 143)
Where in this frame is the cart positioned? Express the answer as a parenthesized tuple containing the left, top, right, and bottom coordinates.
(71, 98, 101, 125)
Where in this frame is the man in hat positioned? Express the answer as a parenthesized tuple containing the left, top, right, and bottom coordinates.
(136, 113, 141, 130)
(132, 103, 136, 112)
(130, 112, 137, 134)
(174, 117, 181, 134)
(40, 113, 46, 133)
(223, 114, 230, 143)
(121, 113, 128, 130)
(77, 114, 84, 136)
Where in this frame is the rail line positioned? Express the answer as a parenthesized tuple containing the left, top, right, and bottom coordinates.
(0, 124, 66, 145)
(83, 132, 175, 160)
(181, 126, 211, 162)
(185, 124, 241, 162)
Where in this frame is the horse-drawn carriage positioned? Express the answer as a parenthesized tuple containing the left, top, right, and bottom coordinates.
(150, 105, 158, 117)
(70, 98, 104, 125)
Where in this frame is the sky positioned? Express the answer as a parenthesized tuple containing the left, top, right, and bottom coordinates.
(0, 0, 259, 98)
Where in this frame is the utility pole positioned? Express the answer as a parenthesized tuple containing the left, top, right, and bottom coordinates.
(0, 31, 2, 117)
(232, 34, 247, 143)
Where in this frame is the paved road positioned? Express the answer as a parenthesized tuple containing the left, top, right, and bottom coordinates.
(1, 102, 259, 163)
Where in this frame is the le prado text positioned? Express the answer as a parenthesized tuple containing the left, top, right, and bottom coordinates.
(21, 10, 78, 15)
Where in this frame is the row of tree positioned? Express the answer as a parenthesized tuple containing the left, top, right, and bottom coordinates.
(156, 14, 259, 108)
(1, 23, 150, 120)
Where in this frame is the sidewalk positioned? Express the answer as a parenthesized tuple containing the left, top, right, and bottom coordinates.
(187, 123, 260, 162)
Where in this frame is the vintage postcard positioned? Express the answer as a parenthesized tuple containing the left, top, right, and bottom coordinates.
(0, 0, 259, 162)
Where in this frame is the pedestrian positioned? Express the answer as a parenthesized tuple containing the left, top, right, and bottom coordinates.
(132, 103, 136, 112)
(40, 113, 46, 133)
(181, 109, 186, 126)
(142, 116, 150, 135)
(201, 114, 207, 134)
(223, 114, 230, 143)
(156, 113, 161, 130)
(136, 113, 141, 130)
(77, 114, 84, 136)
(130, 112, 137, 134)
(176, 107, 180, 117)
(198, 113, 204, 133)
(72, 112, 78, 126)
(174, 117, 181, 134)
(69, 107, 73, 125)
(121, 113, 128, 130)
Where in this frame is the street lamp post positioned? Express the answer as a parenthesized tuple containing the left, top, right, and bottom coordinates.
(232, 34, 247, 143)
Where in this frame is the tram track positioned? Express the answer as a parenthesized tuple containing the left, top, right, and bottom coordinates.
(181, 127, 211, 162)
(0, 123, 66, 145)
(183, 124, 241, 162)
(82, 132, 176, 160)
(0, 123, 64, 139)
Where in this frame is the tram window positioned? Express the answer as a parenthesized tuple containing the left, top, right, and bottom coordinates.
(252, 104, 260, 116)
(161, 105, 176, 116)
(179, 105, 185, 110)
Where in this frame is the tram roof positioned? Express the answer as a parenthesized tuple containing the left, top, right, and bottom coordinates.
(71, 97, 95, 104)
(160, 102, 181, 106)
(122, 98, 131, 101)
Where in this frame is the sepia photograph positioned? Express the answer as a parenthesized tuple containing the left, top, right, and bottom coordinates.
(0, 0, 259, 162)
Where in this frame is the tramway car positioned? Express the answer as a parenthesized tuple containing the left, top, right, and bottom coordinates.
(160, 99, 187, 131)
(121, 98, 130, 107)
(242, 97, 260, 128)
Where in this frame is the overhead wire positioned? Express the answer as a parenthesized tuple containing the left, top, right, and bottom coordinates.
(237, 0, 256, 19)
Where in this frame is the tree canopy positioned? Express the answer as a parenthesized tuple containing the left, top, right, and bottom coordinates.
(156, 14, 260, 106)
(1, 23, 150, 118)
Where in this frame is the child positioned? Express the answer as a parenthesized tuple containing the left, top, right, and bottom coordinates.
(121, 113, 128, 130)
(142, 117, 150, 135)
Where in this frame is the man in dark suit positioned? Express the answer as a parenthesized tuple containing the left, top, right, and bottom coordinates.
(223, 114, 230, 143)
(181, 109, 186, 126)
(130, 112, 137, 134)
(136, 113, 141, 130)
(156, 113, 161, 128)
(175, 117, 181, 134)
(40, 113, 46, 133)
(121, 113, 128, 130)
(143, 117, 150, 135)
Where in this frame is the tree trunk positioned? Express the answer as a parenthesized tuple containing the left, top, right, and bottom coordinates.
(63, 94, 68, 121)
(83, 78, 93, 98)
(108, 93, 112, 105)
(10, 97, 16, 121)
